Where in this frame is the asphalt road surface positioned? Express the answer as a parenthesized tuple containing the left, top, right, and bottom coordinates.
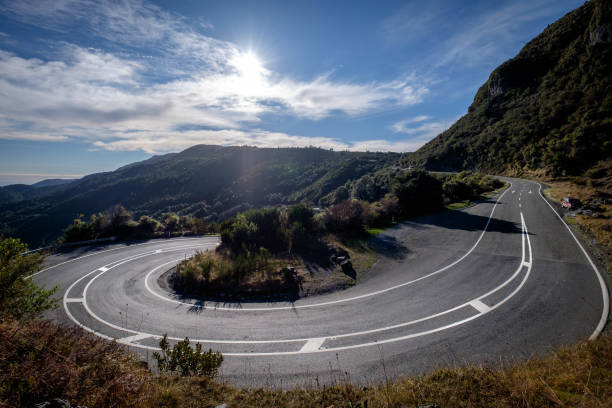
(33, 178, 609, 387)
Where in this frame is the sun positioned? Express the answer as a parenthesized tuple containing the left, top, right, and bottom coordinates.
(230, 51, 265, 81)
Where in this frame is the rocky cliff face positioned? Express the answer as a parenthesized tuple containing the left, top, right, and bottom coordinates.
(409, 0, 612, 177)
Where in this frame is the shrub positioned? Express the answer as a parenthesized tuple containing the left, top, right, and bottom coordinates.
(323, 199, 368, 234)
(392, 171, 444, 217)
(162, 212, 180, 235)
(153, 334, 223, 378)
(0, 237, 57, 320)
(135, 215, 160, 238)
(62, 215, 93, 242)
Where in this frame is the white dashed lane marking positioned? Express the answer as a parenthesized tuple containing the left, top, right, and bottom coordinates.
(300, 338, 326, 352)
(470, 299, 491, 313)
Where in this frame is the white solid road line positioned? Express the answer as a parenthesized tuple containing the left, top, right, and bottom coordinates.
(64, 210, 534, 356)
(537, 183, 610, 340)
(65, 298, 84, 303)
(62, 244, 213, 342)
(143, 184, 514, 312)
(26, 237, 217, 278)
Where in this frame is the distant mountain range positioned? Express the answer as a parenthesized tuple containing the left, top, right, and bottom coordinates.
(0, 179, 76, 205)
(0, 146, 401, 247)
(409, 0, 611, 177)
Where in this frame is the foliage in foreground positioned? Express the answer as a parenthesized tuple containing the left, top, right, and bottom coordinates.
(1, 316, 610, 408)
(0, 237, 57, 320)
(153, 334, 223, 378)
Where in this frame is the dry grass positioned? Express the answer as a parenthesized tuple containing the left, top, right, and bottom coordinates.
(541, 165, 612, 275)
(326, 234, 378, 276)
(2, 318, 611, 407)
(0, 318, 152, 408)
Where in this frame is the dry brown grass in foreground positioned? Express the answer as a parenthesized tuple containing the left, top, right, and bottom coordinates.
(1, 318, 611, 408)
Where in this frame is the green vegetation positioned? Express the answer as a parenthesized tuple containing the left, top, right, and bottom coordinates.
(445, 201, 471, 210)
(175, 248, 299, 298)
(62, 205, 215, 243)
(153, 334, 223, 378)
(409, 0, 612, 179)
(174, 171, 504, 297)
(0, 146, 401, 248)
(1, 315, 610, 407)
(366, 227, 387, 236)
(174, 204, 314, 298)
(0, 237, 57, 320)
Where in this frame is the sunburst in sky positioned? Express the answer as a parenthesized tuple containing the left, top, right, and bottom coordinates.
(0, 0, 583, 185)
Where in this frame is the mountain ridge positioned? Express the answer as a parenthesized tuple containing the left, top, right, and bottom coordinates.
(409, 0, 611, 177)
(0, 146, 402, 247)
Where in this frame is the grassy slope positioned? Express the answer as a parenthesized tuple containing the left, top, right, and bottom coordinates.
(2, 317, 611, 408)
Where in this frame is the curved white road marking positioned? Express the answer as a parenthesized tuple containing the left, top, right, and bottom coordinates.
(143, 184, 513, 311)
(63, 210, 534, 356)
(27, 237, 217, 278)
(62, 244, 215, 342)
(537, 183, 610, 339)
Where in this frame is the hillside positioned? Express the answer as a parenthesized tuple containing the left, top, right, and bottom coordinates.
(409, 0, 611, 177)
(0, 146, 402, 247)
(0, 180, 77, 205)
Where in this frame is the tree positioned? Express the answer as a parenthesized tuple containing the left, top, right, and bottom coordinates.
(0, 238, 57, 320)
(331, 185, 349, 204)
(135, 215, 160, 238)
(62, 215, 93, 243)
(162, 213, 180, 236)
(105, 205, 133, 231)
(392, 171, 443, 217)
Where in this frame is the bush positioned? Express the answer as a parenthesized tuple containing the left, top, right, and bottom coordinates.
(134, 215, 160, 238)
(392, 171, 444, 217)
(0, 237, 57, 320)
(153, 334, 223, 378)
(323, 199, 368, 235)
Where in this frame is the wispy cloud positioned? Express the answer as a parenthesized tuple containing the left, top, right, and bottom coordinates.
(382, 0, 579, 68)
(0, 0, 431, 153)
(92, 128, 429, 155)
(389, 115, 455, 150)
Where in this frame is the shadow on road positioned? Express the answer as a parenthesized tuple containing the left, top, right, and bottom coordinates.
(369, 235, 411, 260)
(398, 209, 526, 235)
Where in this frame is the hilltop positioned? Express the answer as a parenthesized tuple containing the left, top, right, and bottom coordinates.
(0, 146, 402, 247)
(409, 0, 611, 178)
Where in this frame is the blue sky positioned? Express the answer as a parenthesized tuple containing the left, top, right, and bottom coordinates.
(0, 0, 583, 185)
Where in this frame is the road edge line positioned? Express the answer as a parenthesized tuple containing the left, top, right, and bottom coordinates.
(537, 182, 609, 339)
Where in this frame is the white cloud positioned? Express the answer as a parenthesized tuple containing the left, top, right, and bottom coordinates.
(92, 128, 431, 155)
(0, 0, 433, 154)
(382, 0, 581, 69)
(389, 116, 456, 151)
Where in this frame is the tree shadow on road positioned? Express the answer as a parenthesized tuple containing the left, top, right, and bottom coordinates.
(369, 235, 411, 260)
(396, 208, 526, 235)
